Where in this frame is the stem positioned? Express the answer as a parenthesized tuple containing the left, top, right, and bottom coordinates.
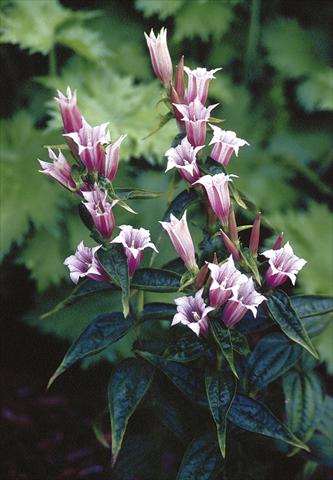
(49, 47, 57, 76)
(244, 0, 261, 83)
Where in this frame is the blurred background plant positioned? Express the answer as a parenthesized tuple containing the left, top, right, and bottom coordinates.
(1, 0, 332, 369)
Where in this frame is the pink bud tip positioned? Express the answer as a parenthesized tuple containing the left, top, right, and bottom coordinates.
(273, 232, 284, 250)
(220, 229, 240, 261)
(249, 212, 261, 255)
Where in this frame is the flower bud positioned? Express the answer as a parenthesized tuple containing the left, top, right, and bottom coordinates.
(228, 206, 238, 242)
(220, 229, 240, 261)
(144, 27, 173, 87)
(55, 87, 83, 134)
(273, 232, 284, 250)
(249, 212, 261, 255)
(175, 56, 185, 100)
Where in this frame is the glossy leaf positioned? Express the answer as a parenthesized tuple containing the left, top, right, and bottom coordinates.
(152, 386, 189, 440)
(98, 245, 130, 317)
(141, 302, 176, 322)
(229, 394, 308, 451)
(267, 290, 318, 358)
(176, 433, 223, 480)
(48, 312, 132, 388)
(136, 351, 207, 407)
(290, 295, 333, 318)
(210, 319, 239, 378)
(205, 368, 237, 457)
(165, 330, 208, 363)
(163, 188, 199, 222)
(108, 358, 154, 465)
(229, 329, 250, 355)
(283, 370, 325, 442)
(317, 395, 333, 440)
(132, 268, 182, 292)
(114, 187, 165, 199)
(245, 333, 302, 391)
(237, 308, 273, 334)
(302, 314, 333, 338)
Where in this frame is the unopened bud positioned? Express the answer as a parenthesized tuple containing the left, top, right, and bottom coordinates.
(175, 56, 185, 100)
(249, 212, 261, 255)
(195, 263, 209, 289)
(228, 206, 238, 242)
(220, 229, 240, 261)
(273, 231, 284, 250)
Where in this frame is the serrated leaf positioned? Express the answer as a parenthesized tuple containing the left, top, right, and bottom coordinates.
(141, 302, 176, 322)
(165, 330, 208, 363)
(229, 394, 308, 451)
(205, 368, 236, 457)
(136, 351, 207, 407)
(56, 23, 109, 63)
(108, 358, 154, 465)
(296, 68, 333, 112)
(245, 333, 302, 392)
(98, 245, 130, 317)
(176, 433, 223, 480)
(131, 268, 182, 292)
(210, 319, 239, 378)
(283, 370, 325, 442)
(163, 188, 199, 221)
(48, 312, 132, 387)
(267, 290, 318, 358)
(135, 0, 184, 19)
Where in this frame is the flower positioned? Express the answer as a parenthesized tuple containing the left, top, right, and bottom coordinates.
(38, 148, 76, 191)
(160, 211, 198, 271)
(64, 118, 110, 172)
(184, 67, 222, 104)
(165, 137, 203, 184)
(64, 241, 109, 284)
(55, 86, 83, 134)
(209, 125, 249, 167)
(249, 212, 261, 255)
(262, 241, 307, 289)
(144, 27, 173, 87)
(82, 185, 118, 239)
(222, 278, 266, 327)
(207, 256, 247, 308)
(99, 135, 127, 182)
(111, 225, 158, 276)
(172, 289, 215, 336)
(193, 173, 235, 226)
(173, 98, 218, 146)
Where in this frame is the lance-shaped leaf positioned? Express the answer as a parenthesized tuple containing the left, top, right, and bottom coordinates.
(136, 351, 207, 407)
(245, 333, 302, 391)
(205, 368, 237, 457)
(48, 312, 132, 388)
(108, 358, 154, 466)
(237, 307, 272, 334)
(141, 302, 176, 322)
(132, 268, 182, 292)
(229, 394, 308, 451)
(176, 433, 223, 480)
(163, 188, 199, 222)
(267, 290, 318, 358)
(290, 295, 333, 318)
(152, 385, 189, 440)
(98, 245, 130, 317)
(210, 319, 239, 378)
(283, 369, 325, 442)
(165, 330, 208, 363)
(114, 187, 165, 200)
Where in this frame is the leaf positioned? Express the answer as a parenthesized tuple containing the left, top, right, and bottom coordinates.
(163, 188, 199, 221)
(283, 370, 325, 442)
(165, 330, 208, 363)
(108, 358, 154, 465)
(317, 395, 333, 441)
(152, 385, 189, 440)
(132, 268, 182, 292)
(98, 245, 130, 317)
(245, 333, 302, 392)
(114, 187, 165, 200)
(296, 68, 333, 112)
(290, 295, 333, 318)
(210, 319, 239, 378)
(236, 307, 273, 334)
(229, 394, 308, 451)
(229, 329, 250, 355)
(141, 302, 176, 322)
(176, 433, 223, 480)
(307, 433, 333, 468)
(205, 368, 237, 457)
(135, 0, 184, 19)
(136, 351, 207, 407)
(48, 312, 132, 387)
(267, 290, 318, 358)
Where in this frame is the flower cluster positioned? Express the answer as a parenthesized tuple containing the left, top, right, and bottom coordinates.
(39, 87, 157, 280)
(145, 28, 307, 335)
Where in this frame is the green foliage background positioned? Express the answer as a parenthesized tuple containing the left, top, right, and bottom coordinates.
(1, 0, 332, 367)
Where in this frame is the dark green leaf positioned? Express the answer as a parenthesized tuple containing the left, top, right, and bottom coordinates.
(307, 434, 333, 467)
(152, 386, 189, 440)
(317, 395, 333, 440)
(132, 268, 182, 292)
(162, 257, 187, 274)
(283, 370, 325, 442)
(237, 308, 273, 334)
(163, 188, 199, 221)
(136, 351, 207, 407)
(245, 333, 302, 391)
(98, 245, 130, 317)
(165, 330, 208, 363)
(267, 290, 318, 358)
(205, 368, 237, 457)
(48, 312, 132, 387)
(290, 295, 333, 318)
(176, 433, 223, 480)
(108, 358, 154, 465)
(229, 394, 308, 451)
(141, 302, 176, 322)
(229, 329, 250, 356)
(302, 314, 333, 337)
(114, 187, 165, 200)
(210, 319, 239, 378)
